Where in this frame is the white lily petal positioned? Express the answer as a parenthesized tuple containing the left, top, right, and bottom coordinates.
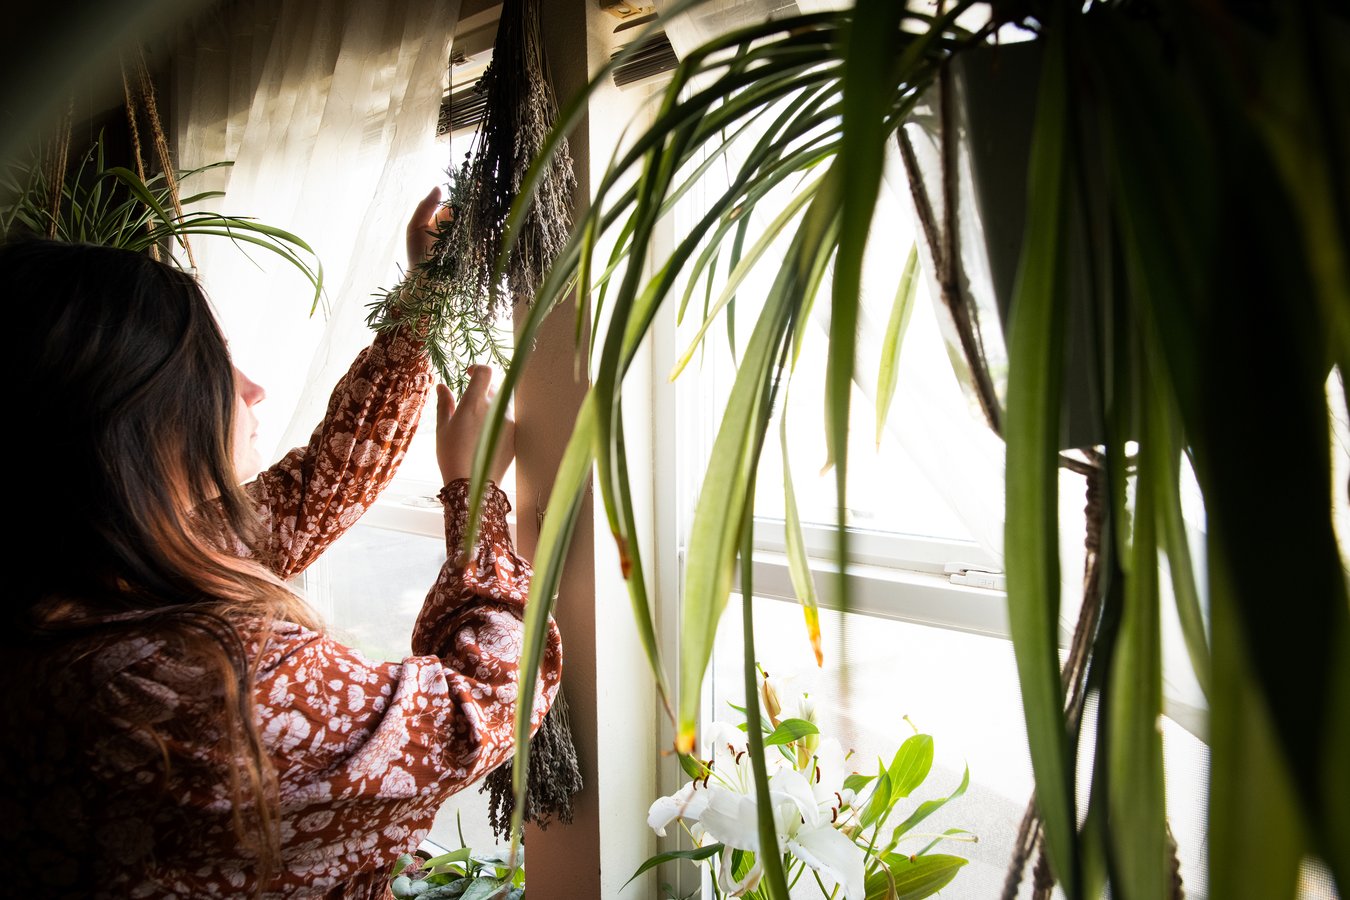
(788, 823, 868, 900)
(647, 782, 710, 836)
(709, 721, 749, 760)
(770, 768, 824, 830)
(647, 795, 681, 838)
(699, 786, 762, 852)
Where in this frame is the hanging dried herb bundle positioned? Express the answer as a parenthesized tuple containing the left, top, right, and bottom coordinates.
(460, 0, 583, 835)
(481, 688, 581, 838)
(368, 0, 573, 389)
(454, 0, 575, 313)
(376, 0, 583, 834)
(366, 170, 510, 393)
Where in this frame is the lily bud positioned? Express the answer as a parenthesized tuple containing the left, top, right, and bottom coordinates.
(760, 673, 783, 726)
(795, 693, 820, 768)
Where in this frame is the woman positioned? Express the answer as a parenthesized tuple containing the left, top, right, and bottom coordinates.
(0, 191, 560, 897)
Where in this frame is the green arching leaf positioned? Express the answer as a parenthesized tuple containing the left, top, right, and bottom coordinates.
(843, 772, 876, 795)
(886, 733, 934, 800)
(677, 188, 835, 751)
(669, 173, 824, 380)
(739, 357, 794, 900)
(876, 243, 920, 445)
(500, 9, 845, 279)
(826, 0, 901, 634)
(911, 828, 976, 858)
(1106, 358, 1168, 900)
(624, 844, 724, 890)
(1208, 548, 1306, 900)
(610, 402, 674, 713)
(1246, 1, 1350, 374)
(422, 847, 474, 871)
(889, 764, 969, 844)
(1079, 773, 1110, 900)
(726, 213, 751, 351)
(104, 165, 176, 226)
(1001, 18, 1077, 897)
(762, 717, 820, 747)
(877, 853, 967, 900)
(672, 84, 835, 325)
(1147, 365, 1209, 698)
(780, 405, 823, 666)
(460, 880, 510, 900)
(676, 268, 793, 750)
(860, 762, 892, 830)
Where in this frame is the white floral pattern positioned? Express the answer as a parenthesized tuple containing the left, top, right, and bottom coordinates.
(1, 326, 562, 899)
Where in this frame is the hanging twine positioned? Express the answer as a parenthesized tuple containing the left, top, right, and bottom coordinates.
(1168, 822, 1185, 899)
(1030, 839, 1056, 900)
(898, 118, 1003, 435)
(121, 56, 157, 261)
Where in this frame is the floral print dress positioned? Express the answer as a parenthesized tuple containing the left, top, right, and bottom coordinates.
(0, 326, 561, 898)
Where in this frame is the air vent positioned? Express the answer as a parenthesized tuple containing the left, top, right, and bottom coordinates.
(611, 14, 678, 89)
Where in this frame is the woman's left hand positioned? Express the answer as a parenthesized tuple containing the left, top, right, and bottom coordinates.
(406, 187, 453, 268)
(436, 365, 515, 486)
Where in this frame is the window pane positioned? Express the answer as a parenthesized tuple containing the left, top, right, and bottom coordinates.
(708, 594, 1216, 898)
(754, 316, 976, 543)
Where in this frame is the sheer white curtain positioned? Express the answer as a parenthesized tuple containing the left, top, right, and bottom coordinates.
(172, 0, 460, 457)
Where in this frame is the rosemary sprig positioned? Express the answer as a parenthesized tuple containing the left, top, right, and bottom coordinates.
(366, 170, 511, 393)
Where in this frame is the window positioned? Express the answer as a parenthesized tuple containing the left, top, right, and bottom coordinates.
(652, 84, 1221, 898)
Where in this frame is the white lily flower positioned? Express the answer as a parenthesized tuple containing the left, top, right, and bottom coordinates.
(645, 715, 869, 900)
(698, 783, 767, 853)
(770, 768, 823, 829)
(788, 821, 868, 900)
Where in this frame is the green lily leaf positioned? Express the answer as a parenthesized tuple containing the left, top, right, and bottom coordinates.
(624, 843, 723, 890)
(763, 717, 820, 747)
(886, 733, 934, 800)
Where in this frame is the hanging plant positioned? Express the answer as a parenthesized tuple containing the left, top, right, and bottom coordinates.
(460, 0, 1350, 898)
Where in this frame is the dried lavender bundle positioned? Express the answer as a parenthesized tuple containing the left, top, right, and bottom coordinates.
(457, 0, 584, 834)
(454, 0, 576, 315)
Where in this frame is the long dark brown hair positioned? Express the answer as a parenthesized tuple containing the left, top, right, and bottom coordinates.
(4, 239, 321, 878)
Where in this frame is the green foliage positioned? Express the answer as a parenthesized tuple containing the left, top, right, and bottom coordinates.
(0, 134, 323, 309)
(476, 0, 1350, 896)
(389, 833, 525, 900)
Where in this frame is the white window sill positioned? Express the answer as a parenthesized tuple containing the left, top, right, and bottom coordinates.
(365, 482, 518, 544)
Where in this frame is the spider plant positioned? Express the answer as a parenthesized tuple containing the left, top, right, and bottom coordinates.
(1, 134, 323, 309)
(465, 1, 1349, 897)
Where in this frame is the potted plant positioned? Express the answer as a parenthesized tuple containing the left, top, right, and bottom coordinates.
(1, 132, 322, 306)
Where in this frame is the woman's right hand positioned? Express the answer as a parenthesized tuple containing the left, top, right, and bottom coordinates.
(436, 365, 515, 486)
